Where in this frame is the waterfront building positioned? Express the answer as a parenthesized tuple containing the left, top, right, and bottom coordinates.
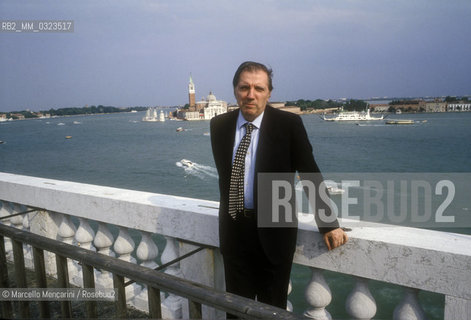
(425, 101, 447, 112)
(200, 92, 227, 120)
(270, 102, 286, 109)
(447, 103, 471, 112)
(10, 113, 25, 120)
(178, 75, 228, 120)
(391, 100, 426, 112)
(370, 104, 390, 112)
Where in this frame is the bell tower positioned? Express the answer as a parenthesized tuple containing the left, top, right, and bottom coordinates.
(188, 74, 196, 108)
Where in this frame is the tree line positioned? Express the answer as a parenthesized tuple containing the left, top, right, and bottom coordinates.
(2, 106, 149, 119)
(286, 99, 368, 111)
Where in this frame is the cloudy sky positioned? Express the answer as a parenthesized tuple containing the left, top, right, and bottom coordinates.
(1, 0, 470, 112)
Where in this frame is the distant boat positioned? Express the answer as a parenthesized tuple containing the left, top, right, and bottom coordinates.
(130, 110, 138, 113)
(65, 136, 72, 139)
(142, 107, 165, 122)
(142, 108, 158, 122)
(176, 127, 183, 132)
(322, 108, 384, 121)
(57, 123, 65, 126)
(386, 119, 415, 125)
(180, 159, 194, 168)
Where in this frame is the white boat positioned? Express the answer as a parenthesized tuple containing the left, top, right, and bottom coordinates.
(385, 119, 415, 125)
(176, 127, 183, 132)
(159, 110, 165, 122)
(295, 180, 345, 195)
(180, 159, 194, 168)
(322, 108, 384, 121)
(327, 186, 345, 195)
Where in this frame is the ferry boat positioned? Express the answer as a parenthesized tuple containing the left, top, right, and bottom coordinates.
(322, 108, 384, 121)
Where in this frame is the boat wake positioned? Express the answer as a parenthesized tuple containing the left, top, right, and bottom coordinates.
(176, 159, 218, 179)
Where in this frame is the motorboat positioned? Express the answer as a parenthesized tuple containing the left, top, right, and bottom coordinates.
(180, 159, 194, 168)
(176, 127, 184, 132)
(327, 186, 345, 195)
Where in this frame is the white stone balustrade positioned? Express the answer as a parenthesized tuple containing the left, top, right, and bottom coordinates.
(393, 288, 426, 320)
(345, 277, 377, 319)
(0, 202, 13, 260)
(93, 222, 115, 288)
(114, 226, 142, 301)
(161, 236, 185, 319)
(1, 172, 471, 319)
(304, 268, 332, 320)
(134, 231, 159, 312)
(58, 213, 81, 282)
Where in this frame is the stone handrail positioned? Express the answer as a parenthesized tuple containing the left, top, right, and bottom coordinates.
(1, 172, 470, 319)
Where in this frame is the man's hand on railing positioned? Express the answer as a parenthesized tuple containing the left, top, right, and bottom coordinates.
(323, 227, 349, 251)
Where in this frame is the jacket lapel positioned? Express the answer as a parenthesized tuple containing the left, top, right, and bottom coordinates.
(221, 110, 239, 171)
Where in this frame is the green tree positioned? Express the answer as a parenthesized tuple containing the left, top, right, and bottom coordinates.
(344, 99, 368, 111)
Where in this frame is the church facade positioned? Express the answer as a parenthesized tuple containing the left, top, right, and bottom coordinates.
(177, 76, 227, 120)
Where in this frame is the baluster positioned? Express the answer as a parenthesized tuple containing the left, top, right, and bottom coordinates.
(58, 214, 81, 286)
(93, 222, 115, 288)
(113, 227, 142, 301)
(304, 267, 332, 320)
(393, 288, 426, 320)
(133, 231, 159, 312)
(161, 236, 184, 319)
(9, 203, 24, 230)
(75, 218, 96, 251)
(21, 207, 34, 269)
(0, 202, 13, 259)
(137, 232, 159, 269)
(10, 204, 34, 268)
(287, 280, 293, 312)
(73, 217, 97, 286)
(345, 277, 377, 319)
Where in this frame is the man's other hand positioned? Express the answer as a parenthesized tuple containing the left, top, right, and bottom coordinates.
(323, 228, 348, 250)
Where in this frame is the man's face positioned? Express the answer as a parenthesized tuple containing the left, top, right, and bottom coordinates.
(234, 70, 271, 122)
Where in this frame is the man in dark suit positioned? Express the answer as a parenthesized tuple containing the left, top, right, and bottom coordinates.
(210, 61, 348, 310)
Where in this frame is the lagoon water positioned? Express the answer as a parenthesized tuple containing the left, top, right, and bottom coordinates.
(1, 111, 470, 318)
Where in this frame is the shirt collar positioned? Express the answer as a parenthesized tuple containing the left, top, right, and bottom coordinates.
(236, 110, 264, 130)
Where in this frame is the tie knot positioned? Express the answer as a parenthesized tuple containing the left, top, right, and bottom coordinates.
(245, 123, 255, 134)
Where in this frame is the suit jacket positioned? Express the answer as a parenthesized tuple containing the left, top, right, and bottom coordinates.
(210, 105, 339, 264)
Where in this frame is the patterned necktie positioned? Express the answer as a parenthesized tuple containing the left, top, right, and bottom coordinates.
(228, 123, 255, 219)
